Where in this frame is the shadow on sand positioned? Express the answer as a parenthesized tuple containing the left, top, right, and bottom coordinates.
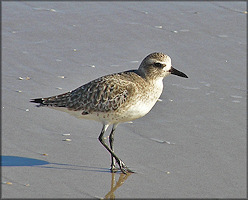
(1, 155, 49, 166)
(2, 155, 132, 198)
(1, 155, 109, 172)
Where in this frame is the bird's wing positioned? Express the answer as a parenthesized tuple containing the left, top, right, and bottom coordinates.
(31, 72, 138, 114)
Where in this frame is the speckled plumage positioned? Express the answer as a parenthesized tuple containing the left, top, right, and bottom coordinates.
(31, 52, 188, 173)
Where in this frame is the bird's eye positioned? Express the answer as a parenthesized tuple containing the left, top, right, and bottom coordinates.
(154, 62, 164, 68)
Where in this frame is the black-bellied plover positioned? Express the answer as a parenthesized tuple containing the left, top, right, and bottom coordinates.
(31, 52, 188, 174)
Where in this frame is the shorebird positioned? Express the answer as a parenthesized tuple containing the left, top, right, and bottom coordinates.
(31, 52, 188, 174)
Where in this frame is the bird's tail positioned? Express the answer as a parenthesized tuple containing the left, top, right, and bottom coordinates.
(30, 91, 71, 107)
(30, 98, 44, 104)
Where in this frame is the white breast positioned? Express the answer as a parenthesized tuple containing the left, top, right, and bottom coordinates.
(45, 78, 164, 125)
(118, 77, 164, 122)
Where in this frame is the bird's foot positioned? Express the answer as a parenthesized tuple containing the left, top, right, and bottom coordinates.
(110, 159, 118, 173)
(118, 160, 134, 174)
(110, 165, 119, 173)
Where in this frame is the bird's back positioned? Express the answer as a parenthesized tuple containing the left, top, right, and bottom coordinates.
(31, 69, 162, 123)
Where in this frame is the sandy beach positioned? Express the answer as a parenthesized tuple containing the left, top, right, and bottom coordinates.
(2, 1, 246, 198)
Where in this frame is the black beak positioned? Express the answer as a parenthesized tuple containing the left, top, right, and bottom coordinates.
(170, 66, 188, 78)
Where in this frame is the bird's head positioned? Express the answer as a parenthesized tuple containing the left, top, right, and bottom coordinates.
(138, 52, 188, 81)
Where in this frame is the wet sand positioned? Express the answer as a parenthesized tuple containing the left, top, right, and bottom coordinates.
(2, 2, 246, 198)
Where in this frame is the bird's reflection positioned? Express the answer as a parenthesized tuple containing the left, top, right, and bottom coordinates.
(104, 172, 131, 199)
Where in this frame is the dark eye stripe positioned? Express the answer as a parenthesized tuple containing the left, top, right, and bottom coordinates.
(154, 62, 164, 68)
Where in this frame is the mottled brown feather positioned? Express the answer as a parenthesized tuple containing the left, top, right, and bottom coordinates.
(33, 70, 143, 115)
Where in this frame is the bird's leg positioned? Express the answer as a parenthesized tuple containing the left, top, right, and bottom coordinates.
(98, 124, 133, 174)
(109, 124, 118, 172)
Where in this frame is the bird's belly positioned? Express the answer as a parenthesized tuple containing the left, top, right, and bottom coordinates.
(48, 106, 112, 123)
(114, 82, 163, 123)
(118, 99, 157, 121)
(45, 82, 162, 124)
(47, 96, 158, 124)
